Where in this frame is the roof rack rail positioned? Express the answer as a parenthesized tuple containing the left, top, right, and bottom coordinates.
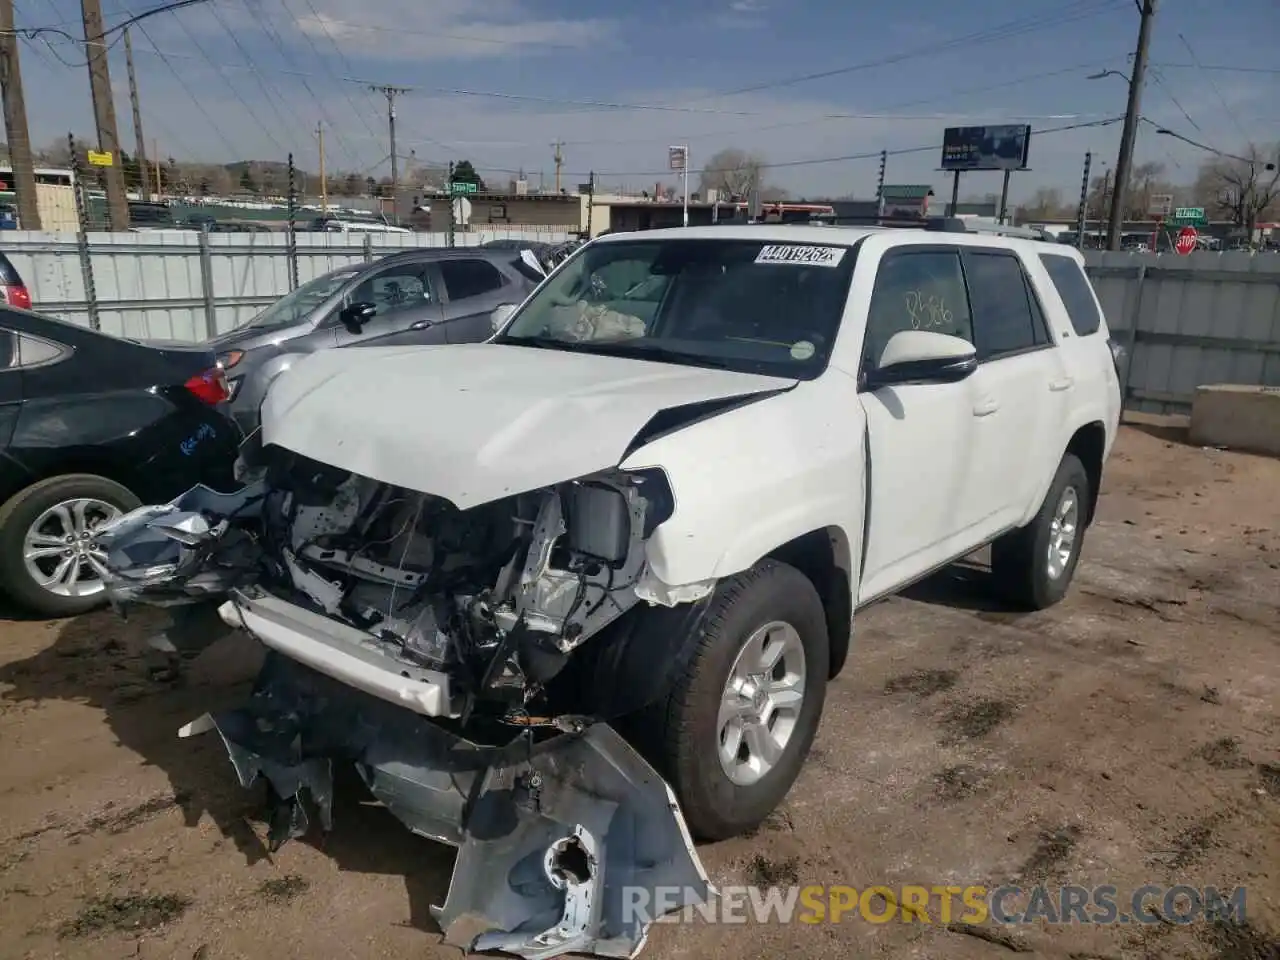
(921, 217, 1050, 240)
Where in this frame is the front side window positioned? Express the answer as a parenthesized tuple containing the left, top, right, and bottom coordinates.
(239, 266, 361, 332)
(863, 249, 972, 369)
(965, 252, 1044, 360)
(439, 259, 505, 301)
(495, 238, 857, 379)
(348, 264, 433, 317)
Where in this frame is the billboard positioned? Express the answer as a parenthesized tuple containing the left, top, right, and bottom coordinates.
(940, 124, 1031, 171)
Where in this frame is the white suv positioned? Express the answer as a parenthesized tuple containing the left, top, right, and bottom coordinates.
(100, 224, 1122, 958)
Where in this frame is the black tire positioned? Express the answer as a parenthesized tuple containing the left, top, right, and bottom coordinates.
(991, 453, 1090, 610)
(0, 474, 141, 618)
(628, 559, 829, 841)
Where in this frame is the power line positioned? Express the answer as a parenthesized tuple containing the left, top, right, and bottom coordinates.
(245, 1, 360, 169)
(1147, 62, 1280, 75)
(548, 56, 1130, 148)
(201, 0, 311, 151)
(134, 0, 290, 156)
(686, 0, 1123, 101)
(470, 116, 1126, 180)
(278, 0, 384, 154)
(1175, 32, 1249, 142)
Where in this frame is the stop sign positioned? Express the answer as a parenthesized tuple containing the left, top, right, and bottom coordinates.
(1175, 225, 1198, 255)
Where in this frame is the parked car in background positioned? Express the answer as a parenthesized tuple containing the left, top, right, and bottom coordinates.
(209, 246, 546, 435)
(0, 252, 32, 310)
(0, 307, 240, 616)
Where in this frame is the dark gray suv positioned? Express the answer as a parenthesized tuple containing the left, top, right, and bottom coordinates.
(209, 246, 545, 434)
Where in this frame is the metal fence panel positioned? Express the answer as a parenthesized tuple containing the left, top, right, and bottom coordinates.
(1083, 251, 1280, 414)
(2, 228, 572, 339)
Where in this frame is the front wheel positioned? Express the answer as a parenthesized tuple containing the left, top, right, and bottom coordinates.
(630, 559, 829, 841)
(0, 474, 141, 618)
(991, 453, 1090, 610)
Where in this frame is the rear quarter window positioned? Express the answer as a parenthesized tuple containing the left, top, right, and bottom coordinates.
(1039, 254, 1102, 336)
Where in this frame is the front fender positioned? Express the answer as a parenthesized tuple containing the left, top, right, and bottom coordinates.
(621, 374, 865, 590)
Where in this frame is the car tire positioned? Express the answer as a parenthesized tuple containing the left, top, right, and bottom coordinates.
(0, 474, 141, 618)
(991, 453, 1090, 611)
(629, 559, 829, 842)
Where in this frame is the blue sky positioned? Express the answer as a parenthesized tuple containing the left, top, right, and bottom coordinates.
(12, 0, 1279, 200)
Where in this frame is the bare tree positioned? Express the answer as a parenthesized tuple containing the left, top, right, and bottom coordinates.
(698, 147, 765, 199)
(1016, 187, 1068, 221)
(1191, 142, 1280, 240)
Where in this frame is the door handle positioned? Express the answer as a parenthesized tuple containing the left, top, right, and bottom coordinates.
(409, 318, 434, 330)
(973, 397, 1000, 417)
(1049, 376, 1075, 392)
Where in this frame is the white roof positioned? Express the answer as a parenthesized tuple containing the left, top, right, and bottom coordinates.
(597, 224, 883, 245)
(595, 222, 1076, 260)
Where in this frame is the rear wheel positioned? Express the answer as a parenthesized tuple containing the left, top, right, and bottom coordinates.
(628, 560, 829, 841)
(0, 474, 140, 618)
(991, 453, 1090, 610)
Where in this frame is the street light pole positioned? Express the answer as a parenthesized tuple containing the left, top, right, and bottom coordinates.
(1105, 0, 1158, 251)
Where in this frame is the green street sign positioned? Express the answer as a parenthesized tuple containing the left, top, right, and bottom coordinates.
(449, 180, 479, 195)
(1173, 206, 1205, 223)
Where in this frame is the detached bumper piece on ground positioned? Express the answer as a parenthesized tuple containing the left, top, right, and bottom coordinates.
(182, 651, 711, 959)
(97, 487, 713, 960)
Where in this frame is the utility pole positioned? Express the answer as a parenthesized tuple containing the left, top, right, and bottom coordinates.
(551, 140, 564, 193)
(875, 149, 887, 218)
(369, 84, 411, 219)
(1076, 151, 1092, 250)
(0, 0, 41, 229)
(316, 121, 326, 213)
(122, 28, 148, 201)
(1106, 0, 1157, 251)
(81, 0, 129, 229)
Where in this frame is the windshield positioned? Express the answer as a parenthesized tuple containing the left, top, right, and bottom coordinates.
(238, 267, 360, 332)
(494, 237, 857, 378)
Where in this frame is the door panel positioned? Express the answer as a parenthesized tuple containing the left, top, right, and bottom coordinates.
(959, 250, 1068, 537)
(330, 260, 442, 348)
(0, 329, 23, 450)
(438, 258, 510, 343)
(855, 247, 979, 601)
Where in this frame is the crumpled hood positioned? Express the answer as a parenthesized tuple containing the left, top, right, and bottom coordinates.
(261, 342, 794, 508)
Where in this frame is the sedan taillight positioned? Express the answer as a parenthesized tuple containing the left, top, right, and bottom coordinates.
(0, 283, 32, 310)
(185, 367, 232, 405)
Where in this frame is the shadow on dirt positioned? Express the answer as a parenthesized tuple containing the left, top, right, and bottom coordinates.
(899, 554, 1032, 623)
(0, 607, 456, 935)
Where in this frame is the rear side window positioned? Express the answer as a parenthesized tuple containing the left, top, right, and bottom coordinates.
(440, 259, 506, 301)
(1039, 254, 1101, 336)
(963, 252, 1044, 360)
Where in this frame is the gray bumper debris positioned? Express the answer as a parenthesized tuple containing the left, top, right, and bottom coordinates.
(181, 652, 712, 959)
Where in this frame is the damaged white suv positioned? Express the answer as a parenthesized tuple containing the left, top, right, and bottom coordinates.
(98, 224, 1121, 958)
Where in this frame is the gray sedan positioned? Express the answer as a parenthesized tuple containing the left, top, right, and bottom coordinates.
(208, 246, 545, 434)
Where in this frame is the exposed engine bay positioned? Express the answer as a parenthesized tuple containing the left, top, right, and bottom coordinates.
(254, 445, 664, 716)
(96, 443, 712, 959)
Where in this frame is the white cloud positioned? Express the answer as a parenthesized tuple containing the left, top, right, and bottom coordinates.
(291, 0, 616, 61)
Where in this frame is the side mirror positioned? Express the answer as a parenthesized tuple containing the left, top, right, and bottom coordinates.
(490, 303, 517, 334)
(340, 301, 377, 334)
(864, 330, 977, 389)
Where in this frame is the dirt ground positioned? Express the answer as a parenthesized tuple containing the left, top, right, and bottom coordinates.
(1, 424, 1277, 960)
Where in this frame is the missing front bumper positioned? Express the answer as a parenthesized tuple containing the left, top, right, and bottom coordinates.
(181, 653, 712, 958)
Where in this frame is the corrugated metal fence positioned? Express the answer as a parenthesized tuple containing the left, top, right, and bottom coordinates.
(1, 234, 1276, 414)
(0, 229, 571, 342)
(1084, 250, 1280, 414)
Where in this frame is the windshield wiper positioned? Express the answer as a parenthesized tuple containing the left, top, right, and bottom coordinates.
(498, 336, 734, 369)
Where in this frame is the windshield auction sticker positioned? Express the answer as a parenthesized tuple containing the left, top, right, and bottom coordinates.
(755, 245, 846, 267)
